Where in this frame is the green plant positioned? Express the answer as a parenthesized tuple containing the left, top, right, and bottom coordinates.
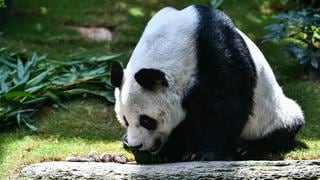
(209, 0, 224, 8)
(263, 8, 320, 69)
(295, 0, 320, 8)
(0, 48, 121, 130)
(0, 0, 5, 8)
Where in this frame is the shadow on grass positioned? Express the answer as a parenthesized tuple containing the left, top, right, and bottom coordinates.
(293, 140, 309, 150)
(270, 140, 309, 160)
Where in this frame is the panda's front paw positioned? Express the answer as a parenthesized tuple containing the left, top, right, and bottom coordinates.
(182, 151, 216, 161)
(133, 150, 170, 164)
(182, 152, 195, 161)
(182, 151, 232, 161)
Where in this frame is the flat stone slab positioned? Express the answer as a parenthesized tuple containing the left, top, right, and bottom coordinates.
(18, 160, 320, 179)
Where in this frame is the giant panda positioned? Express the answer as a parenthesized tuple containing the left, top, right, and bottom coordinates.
(110, 5, 305, 164)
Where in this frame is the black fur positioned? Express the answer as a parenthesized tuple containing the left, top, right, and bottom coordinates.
(123, 116, 129, 127)
(179, 5, 257, 161)
(139, 115, 158, 131)
(134, 68, 169, 91)
(110, 61, 123, 88)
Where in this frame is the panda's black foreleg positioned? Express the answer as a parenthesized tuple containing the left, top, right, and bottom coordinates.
(202, 110, 249, 161)
(181, 114, 246, 162)
(131, 150, 170, 164)
(181, 120, 240, 161)
(182, 151, 232, 161)
(182, 85, 252, 161)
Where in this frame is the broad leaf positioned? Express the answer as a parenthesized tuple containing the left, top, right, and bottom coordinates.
(0, 48, 122, 130)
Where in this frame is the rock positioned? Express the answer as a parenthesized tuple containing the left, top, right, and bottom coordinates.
(87, 151, 100, 162)
(75, 27, 113, 42)
(112, 154, 128, 164)
(100, 152, 113, 162)
(18, 160, 320, 179)
(66, 152, 128, 164)
(65, 156, 95, 162)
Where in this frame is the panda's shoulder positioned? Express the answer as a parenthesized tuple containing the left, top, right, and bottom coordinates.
(193, 5, 234, 27)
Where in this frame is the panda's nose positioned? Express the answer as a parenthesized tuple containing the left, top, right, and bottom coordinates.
(123, 134, 130, 149)
(123, 134, 143, 150)
(128, 143, 143, 150)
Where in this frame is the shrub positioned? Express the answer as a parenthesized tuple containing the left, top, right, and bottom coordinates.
(209, 0, 224, 8)
(0, 0, 5, 8)
(263, 8, 320, 70)
(295, 0, 320, 9)
(0, 48, 120, 130)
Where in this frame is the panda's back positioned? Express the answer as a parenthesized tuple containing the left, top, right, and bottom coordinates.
(191, 5, 304, 140)
(236, 29, 305, 140)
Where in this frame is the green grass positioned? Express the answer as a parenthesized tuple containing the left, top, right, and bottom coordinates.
(0, 98, 131, 178)
(0, 0, 320, 178)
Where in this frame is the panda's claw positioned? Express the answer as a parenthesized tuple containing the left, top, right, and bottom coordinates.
(190, 153, 197, 161)
(182, 153, 192, 161)
(196, 152, 217, 161)
(183, 151, 218, 161)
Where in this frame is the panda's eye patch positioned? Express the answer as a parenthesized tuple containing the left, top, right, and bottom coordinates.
(123, 116, 129, 127)
(139, 115, 157, 131)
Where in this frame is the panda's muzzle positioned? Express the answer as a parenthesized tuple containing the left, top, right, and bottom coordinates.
(122, 134, 143, 151)
(123, 134, 162, 153)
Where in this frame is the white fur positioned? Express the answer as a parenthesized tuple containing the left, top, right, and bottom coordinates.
(114, 6, 199, 151)
(236, 29, 305, 140)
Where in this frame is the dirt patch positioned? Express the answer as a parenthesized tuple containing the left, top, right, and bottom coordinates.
(75, 27, 113, 42)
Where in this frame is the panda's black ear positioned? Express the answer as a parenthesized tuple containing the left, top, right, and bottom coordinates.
(134, 68, 169, 91)
(110, 61, 124, 88)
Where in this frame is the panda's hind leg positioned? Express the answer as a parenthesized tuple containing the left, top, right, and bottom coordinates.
(235, 125, 302, 160)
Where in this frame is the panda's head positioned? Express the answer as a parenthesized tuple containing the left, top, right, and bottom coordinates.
(110, 61, 187, 153)
(110, 6, 198, 154)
